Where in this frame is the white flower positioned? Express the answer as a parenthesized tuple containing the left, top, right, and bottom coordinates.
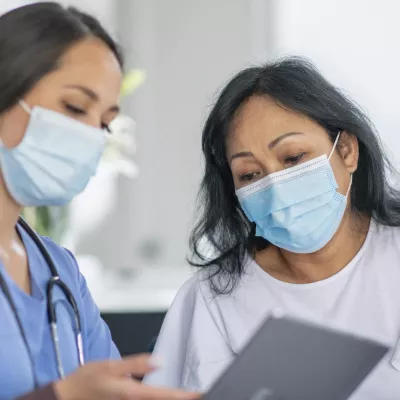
(101, 114, 139, 178)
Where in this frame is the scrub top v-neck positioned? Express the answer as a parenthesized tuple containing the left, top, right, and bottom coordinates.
(0, 227, 119, 399)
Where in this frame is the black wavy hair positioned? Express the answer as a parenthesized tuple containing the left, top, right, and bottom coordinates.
(0, 2, 123, 114)
(189, 57, 400, 294)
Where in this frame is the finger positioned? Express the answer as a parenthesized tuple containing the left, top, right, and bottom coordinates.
(131, 384, 201, 400)
(108, 354, 157, 377)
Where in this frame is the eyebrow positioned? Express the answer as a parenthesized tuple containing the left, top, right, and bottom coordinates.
(268, 131, 304, 149)
(230, 151, 254, 162)
(64, 84, 120, 113)
(229, 131, 304, 162)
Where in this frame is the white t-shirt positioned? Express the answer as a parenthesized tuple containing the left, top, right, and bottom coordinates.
(145, 221, 400, 399)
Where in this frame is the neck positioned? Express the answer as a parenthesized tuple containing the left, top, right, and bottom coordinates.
(0, 177, 22, 248)
(258, 212, 370, 284)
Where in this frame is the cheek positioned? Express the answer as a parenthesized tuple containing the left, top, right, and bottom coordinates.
(0, 107, 29, 148)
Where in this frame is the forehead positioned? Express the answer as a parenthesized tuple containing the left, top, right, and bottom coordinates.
(39, 37, 122, 98)
(227, 96, 322, 151)
(231, 96, 311, 136)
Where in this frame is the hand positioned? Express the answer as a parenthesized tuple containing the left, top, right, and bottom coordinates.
(54, 354, 201, 400)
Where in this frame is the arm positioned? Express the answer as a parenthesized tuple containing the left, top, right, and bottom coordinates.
(64, 249, 120, 360)
(79, 272, 120, 360)
(144, 274, 234, 391)
(143, 277, 198, 388)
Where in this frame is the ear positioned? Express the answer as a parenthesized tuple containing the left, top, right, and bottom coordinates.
(0, 104, 29, 148)
(337, 131, 359, 173)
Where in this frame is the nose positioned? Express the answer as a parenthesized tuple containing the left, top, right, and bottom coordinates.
(253, 152, 285, 178)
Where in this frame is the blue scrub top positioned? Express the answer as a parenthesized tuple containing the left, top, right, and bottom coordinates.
(0, 226, 120, 400)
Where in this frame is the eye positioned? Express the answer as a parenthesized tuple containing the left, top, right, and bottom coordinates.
(64, 103, 86, 116)
(64, 102, 111, 132)
(239, 172, 260, 182)
(284, 152, 306, 166)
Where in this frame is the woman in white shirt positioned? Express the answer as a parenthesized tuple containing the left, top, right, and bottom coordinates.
(145, 57, 400, 399)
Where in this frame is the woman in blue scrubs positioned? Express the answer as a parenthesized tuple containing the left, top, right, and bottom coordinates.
(0, 2, 199, 400)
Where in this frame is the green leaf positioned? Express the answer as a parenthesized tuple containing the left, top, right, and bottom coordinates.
(121, 69, 146, 97)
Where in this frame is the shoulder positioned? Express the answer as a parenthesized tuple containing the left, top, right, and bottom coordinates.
(174, 257, 258, 300)
(170, 267, 233, 311)
(168, 263, 257, 335)
(370, 220, 400, 247)
(39, 236, 80, 283)
(360, 220, 400, 269)
(158, 267, 238, 335)
(147, 269, 237, 389)
(164, 271, 207, 319)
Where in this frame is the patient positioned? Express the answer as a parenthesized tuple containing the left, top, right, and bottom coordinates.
(144, 57, 400, 399)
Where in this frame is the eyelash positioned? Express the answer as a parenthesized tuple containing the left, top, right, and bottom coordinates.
(64, 104, 111, 133)
(238, 153, 306, 182)
(239, 172, 259, 182)
(284, 153, 305, 165)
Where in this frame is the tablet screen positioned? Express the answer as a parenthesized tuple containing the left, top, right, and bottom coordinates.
(205, 315, 388, 400)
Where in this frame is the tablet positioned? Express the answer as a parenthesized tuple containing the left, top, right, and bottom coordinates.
(204, 313, 388, 400)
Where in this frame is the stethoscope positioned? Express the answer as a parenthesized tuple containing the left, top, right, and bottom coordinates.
(0, 217, 85, 388)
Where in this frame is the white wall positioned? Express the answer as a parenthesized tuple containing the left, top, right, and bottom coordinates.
(59, 0, 116, 31)
(46, 0, 275, 271)
(5, 0, 399, 308)
(0, 0, 116, 31)
(274, 0, 400, 166)
(123, 0, 274, 268)
(7, 0, 399, 271)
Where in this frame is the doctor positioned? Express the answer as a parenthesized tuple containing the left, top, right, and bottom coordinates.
(0, 2, 199, 400)
(145, 58, 400, 399)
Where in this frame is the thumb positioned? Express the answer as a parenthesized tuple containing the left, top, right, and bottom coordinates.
(109, 354, 158, 377)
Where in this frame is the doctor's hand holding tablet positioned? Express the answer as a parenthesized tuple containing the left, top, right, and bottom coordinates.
(53, 355, 200, 400)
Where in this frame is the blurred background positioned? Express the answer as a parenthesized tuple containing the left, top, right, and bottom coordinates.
(8, 0, 400, 353)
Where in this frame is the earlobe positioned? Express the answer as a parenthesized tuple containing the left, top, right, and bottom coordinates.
(339, 132, 359, 173)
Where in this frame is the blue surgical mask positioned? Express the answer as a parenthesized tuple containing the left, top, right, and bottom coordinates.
(236, 133, 352, 254)
(0, 100, 106, 206)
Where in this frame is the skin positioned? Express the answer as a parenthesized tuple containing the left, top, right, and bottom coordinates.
(0, 37, 199, 400)
(226, 95, 370, 284)
(0, 37, 122, 295)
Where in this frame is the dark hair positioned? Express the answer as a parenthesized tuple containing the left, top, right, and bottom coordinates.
(189, 56, 400, 294)
(0, 2, 123, 114)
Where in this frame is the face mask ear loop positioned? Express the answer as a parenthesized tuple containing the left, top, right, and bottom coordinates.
(19, 100, 32, 115)
(328, 131, 342, 160)
(345, 174, 353, 198)
(328, 131, 352, 198)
